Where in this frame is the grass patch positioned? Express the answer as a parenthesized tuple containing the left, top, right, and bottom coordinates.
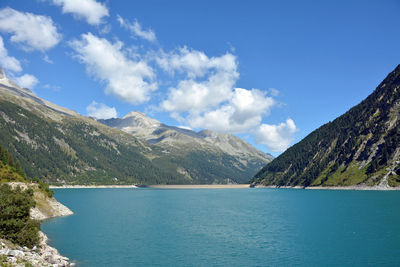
(388, 174, 400, 187)
(0, 164, 25, 183)
(322, 161, 368, 186)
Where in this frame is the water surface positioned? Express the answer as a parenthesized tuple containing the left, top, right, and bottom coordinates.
(42, 188, 400, 266)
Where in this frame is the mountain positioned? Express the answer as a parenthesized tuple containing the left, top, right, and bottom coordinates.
(101, 111, 273, 184)
(0, 68, 271, 185)
(99, 112, 271, 165)
(252, 64, 400, 188)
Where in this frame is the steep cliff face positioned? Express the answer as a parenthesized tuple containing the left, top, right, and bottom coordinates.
(252, 65, 400, 188)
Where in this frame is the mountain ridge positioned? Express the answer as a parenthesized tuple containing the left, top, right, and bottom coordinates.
(99, 112, 272, 162)
(252, 64, 400, 188)
(0, 67, 271, 184)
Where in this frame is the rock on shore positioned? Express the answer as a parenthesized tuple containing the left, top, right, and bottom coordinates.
(0, 232, 74, 266)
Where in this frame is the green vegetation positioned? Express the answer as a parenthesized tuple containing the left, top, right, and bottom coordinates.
(0, 147, 56, 249)
(0, 184, 40, 248)
(0, 100, 182, 184)
(252, 64, 400, 187)
(0, 100, 264, 184)
(31, 177, 54, 198)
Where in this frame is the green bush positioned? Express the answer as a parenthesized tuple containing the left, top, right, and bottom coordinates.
(0, 184, 40, 248)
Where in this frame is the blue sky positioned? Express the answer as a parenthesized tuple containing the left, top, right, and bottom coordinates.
(0, 0, 399, 156)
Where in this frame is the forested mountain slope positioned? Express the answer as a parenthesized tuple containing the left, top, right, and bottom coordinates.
(252, 64, 400, 188)
(0, 68, 270, 184)
(99, 112, 272, 171)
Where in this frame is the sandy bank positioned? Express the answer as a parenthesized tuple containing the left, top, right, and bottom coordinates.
(50, 185, 138, 189)
(50, 184, 250, 189)
(145, 184, 251, 189)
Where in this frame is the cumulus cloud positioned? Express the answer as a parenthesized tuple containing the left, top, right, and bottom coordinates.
(15, 74, 39, 89)
(158, 47, 238, 113)
(154, 46, 296, 152)
(52, 0, 109, 25)
(0, 36, 22, 72)
(188, 88, 275, 133)
(70, 33, 157, 104)
(86, 101, 117, 119)
(117, 15, 156, 42)
(255, 118, 297, 152)
(0, 7, 61, 51)
(156, 48, 278, 133)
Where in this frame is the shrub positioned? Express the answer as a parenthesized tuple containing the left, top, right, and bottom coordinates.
(0, 184, 40, 248)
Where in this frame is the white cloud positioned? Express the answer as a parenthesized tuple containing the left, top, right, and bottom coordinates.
(86, 101, 117, 119)
(117, 15, 156, 42)
(0, 36, 22, 72)
(0, 36, 39, 89)
(52, 0, 109, 25)
(99, 24, 111, 35)
(177, 125, 192, 130)
(188, 88, 275, 133)
(255, 118, 297, 152)
(0, 7, 61, 51)
(70, 33, 157, 104)
(158, 47, 238, 113)
(154, 46, 297, 152)
(269, 88, 279, 97)
(15, 74, 39, 89)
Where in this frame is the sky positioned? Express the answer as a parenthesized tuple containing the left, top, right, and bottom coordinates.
(0, 0, 399, 156)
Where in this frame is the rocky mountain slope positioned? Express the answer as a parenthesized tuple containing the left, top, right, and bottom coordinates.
(99, 112, 271, 166)
(252, 64, 400, 188)
(0, 68, 271, 184)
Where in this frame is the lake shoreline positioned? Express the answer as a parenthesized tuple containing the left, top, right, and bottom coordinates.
(256, 185, 400, 191)
(50, 184, 400, 190)
(50, 185, 139, 189)
(50, 184, 250, 189)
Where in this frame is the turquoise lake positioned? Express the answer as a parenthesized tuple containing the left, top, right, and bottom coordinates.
(42, 188, 400, 266)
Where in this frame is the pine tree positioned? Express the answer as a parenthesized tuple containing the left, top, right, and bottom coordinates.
(8, 154, 14, 167)
(15, 161, 26, 177)
(2, 148, 9, 165)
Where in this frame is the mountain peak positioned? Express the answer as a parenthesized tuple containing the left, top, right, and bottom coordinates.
(122, 111, 146, 119)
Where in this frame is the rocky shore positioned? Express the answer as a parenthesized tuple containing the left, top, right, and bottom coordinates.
(1, 232, 74, 266)
(1, 182, 75, 266)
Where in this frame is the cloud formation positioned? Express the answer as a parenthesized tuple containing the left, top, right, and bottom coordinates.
(188, 88, 275, 133)
(255, 119, 297, 152)
(117, 15, 156, 42)
(0, 36, 39, 89)
(52, 0, 109, 25)
(70, 33, 157, 104)
(158, 47, 238, 113)
(0, 36, 22, 72)
(0, 7, 61, 51)
(14, 74, 39, 89)
(154, 47, 297, 152)
(86, 101, 117, 119)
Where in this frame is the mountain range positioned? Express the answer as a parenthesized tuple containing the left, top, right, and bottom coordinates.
(0, 68, 272, 185)
(252, 64, 400, 188)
